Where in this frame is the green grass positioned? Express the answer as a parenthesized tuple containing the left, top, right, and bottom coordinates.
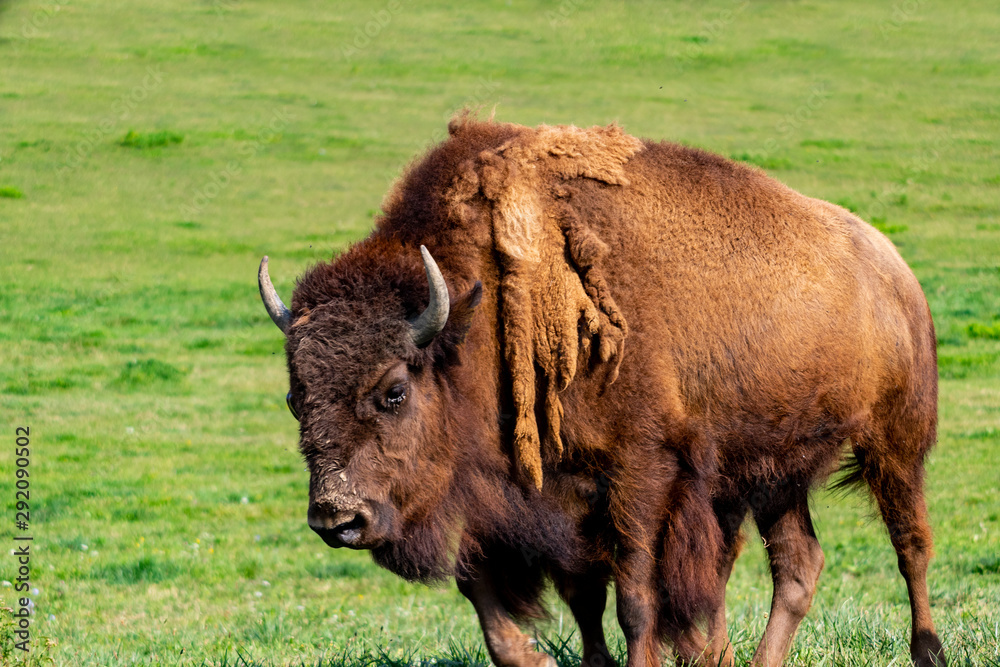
(118, 130, 185, 150)
(1, 0, 998, 665)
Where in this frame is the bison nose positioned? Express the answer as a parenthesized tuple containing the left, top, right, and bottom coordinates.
(308, 505, 373, 549)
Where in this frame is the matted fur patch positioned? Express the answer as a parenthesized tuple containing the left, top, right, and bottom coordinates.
(473, 122, 640, 488)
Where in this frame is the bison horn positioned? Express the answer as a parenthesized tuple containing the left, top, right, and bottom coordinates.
(410, 245, 450, 347)
(258, 256, 292, 333)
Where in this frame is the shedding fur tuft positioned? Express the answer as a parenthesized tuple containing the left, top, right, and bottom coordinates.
(472, 122, 642, 487)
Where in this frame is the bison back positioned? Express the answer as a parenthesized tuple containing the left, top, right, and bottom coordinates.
(563, 140, 937, 481)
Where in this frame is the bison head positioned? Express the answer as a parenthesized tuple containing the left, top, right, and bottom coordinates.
(258, 243, 483, 580)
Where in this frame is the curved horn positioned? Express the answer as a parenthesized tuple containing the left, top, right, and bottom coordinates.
(410, 245, 450, 347)
(258, 256, 292, 333)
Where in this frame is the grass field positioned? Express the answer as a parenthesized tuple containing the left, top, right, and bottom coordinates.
(1, 0, 998, 665)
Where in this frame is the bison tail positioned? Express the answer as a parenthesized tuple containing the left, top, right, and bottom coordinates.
(656, 473, 724, 643)
(829, 449, 867, 496)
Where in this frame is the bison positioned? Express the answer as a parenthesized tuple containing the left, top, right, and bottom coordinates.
(257, 116, 945, 666)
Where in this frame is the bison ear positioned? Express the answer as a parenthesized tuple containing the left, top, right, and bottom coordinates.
(443, 281, 483, 346)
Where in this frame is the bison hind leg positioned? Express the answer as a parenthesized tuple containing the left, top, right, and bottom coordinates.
(849, 430, 946, 666)
(749, 494, 825, 667)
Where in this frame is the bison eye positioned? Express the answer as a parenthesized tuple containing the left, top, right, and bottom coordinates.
(286, 392, 300, 421)
(381, 383, 407, 410)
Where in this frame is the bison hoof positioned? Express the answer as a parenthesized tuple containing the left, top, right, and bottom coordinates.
(580, 652, 617, 667)
(537, 653, 558, 667)
(911, 629, 946, 667)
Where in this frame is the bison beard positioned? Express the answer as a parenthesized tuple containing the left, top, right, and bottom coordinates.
(369, 509, 455, 584)
(370, 470, 585, 597)
(259, 114, 946, 667)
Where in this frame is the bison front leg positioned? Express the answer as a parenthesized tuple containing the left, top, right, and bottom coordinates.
(457, 574, 556, 667)
(615, 548, 663, 667)
(704, 540, 738, 667)
(553, 569, 617, 667)
(673, 536, 740, 667)
(681, 501, 746, 667)
(613, 441, 724, 666)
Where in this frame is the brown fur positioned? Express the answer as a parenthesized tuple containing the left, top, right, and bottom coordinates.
(272, 115, 944, 666)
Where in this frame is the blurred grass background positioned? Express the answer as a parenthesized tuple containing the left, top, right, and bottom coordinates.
(0, 0, 998, 665)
